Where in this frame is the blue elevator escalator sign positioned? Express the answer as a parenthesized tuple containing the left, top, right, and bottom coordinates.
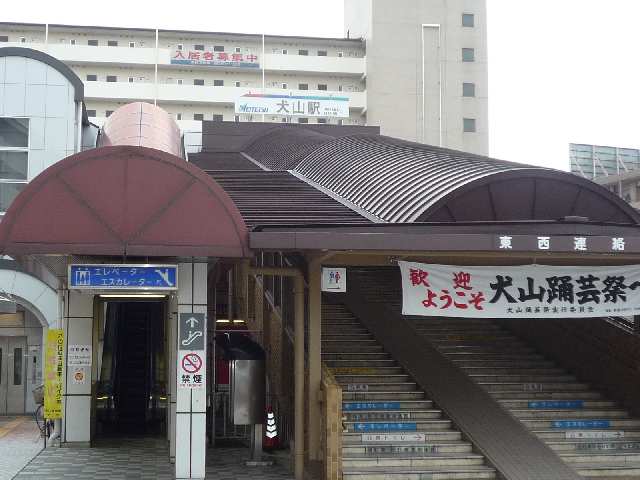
(69, 264, 178, 290)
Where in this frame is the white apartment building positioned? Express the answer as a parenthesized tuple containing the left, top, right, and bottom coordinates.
(0, 0, 488, 154)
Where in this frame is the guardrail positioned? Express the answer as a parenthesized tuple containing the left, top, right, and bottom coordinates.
(606, 316, 639, 335)
(320, 363, 342, 480)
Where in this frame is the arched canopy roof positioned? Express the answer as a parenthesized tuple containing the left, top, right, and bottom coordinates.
(0, 146, 249, 257)
(0, 47, 84, 101)
(290, 135, 640, 224)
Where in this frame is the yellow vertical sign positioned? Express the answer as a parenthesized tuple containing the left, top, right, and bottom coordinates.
(44, 329, 64, 419)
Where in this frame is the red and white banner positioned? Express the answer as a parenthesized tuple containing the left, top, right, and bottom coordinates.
(398, 261, 640, 318)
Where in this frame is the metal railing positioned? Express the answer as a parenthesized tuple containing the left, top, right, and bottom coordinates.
(606, 316, 640, 335)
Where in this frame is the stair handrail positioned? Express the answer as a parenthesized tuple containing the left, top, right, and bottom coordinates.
(320, 363, 342, 480)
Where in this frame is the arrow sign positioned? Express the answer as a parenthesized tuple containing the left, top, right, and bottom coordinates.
(187, 317, 199, 328)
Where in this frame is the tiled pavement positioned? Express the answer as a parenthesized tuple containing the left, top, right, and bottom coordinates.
(0, 416, 43, 480)
(14, 436, 296, 480)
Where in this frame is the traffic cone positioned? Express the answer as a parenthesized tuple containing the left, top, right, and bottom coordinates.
(264, 406, 279, 450)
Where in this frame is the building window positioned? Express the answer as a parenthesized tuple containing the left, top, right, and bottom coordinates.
(282, 83, 288, 89)
(106, 110, 114, 117)
(194, 79, 205, 86)
(338, 119, 344, 126)
(337, 52, 343, 57)
(194, 44, 205, 51)
(317, 118, 327, 124)
(298, 83, 308, 90)
(0, 36, 8, 42)
(317, 50, 327, 56)
(177, 43, 183, 50)
(234, 115, 240, 122)
(176, 113, 182, 120)
(235, 47, 241, 53)
(176, 79, 183, 85)
(19, 37, 26, 43)
(128, 77, 135, 83)
(462, 48, 475, 62)
(129, 41, 135, 48)
(213, 45, 224, 52)
(462, 82, 476, 97)
(463, 118, 476, 132)
(88, 39, 99, 46)
(213, 79, 224, 87)
(86, 74, 97, 82)
(235, 81, 241, 87)
(462, 13, 475, 27)
(107, 40, 118, 47)
(70, 39, 76, 45)
(193, 113, 204, 121)
(282, 49, 288, 55)
(298, 49, 308, 56)
(298, 118, 309, 124)
(86, 110, 96, 117)
(338, 85, 343, 92)
(212, 114, 224, 122)
(317, 84, 327, 91)
(106, 75, 117, 83)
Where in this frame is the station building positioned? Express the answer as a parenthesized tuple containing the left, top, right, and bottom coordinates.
(2, 41, 640, 480)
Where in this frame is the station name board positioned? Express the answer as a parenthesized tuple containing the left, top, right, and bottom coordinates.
(235, 93, 350, 118)
(69, 264, 178, 290)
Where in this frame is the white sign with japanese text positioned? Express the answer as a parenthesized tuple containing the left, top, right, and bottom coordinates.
(235, 93, 350, 118)
(399, 261, 640, 318)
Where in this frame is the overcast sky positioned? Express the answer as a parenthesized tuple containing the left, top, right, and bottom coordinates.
(5, 0, 640, 170)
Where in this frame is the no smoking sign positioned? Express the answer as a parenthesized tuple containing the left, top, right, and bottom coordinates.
(179, 351, 205, 389)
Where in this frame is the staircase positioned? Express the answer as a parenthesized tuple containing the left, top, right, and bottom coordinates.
(408, 316, 640, 478)
(322, 303, 496, 480)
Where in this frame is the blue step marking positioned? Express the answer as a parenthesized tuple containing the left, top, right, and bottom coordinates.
(353, 422, 417, 432)
(528, 400, 584, 409)
(343, 402, 401, 411)
(552, 420, 610, 429)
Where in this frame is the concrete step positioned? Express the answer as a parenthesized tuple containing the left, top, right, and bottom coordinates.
(452, 359, 556, 368)
(323, 344, 385, 353)
(437, 345, 536, 354)
(330, 366, 405, 375)
(322, 334, 374, 342)
(342, 453, 486, 468)
(521, 418, 640, 429)
(335, 374, 411, 384)
(339, 382, 419, 392)
(548, 439, 640, 452)
(561, 451, 640, 464)
(499, 399, 617, 409)
(535, 429, 640, 440)
(459, 367, 566, 376)
(479, 382, 591, 392)
(469, 374, 577, 383)
(490, 391, 603, 400)
(342, 465, 497, 479)
(343, 391, 427, 401)
(343, 400, 435, 411)
(428, 337, 525, 346)
(411, 325, 505, 333)
(325, 359, 398, 368)
(510, 409, 629, 419)
(322, 352, 391, 361)
(344, 410, 443, 421)
(343, 419, 452, 432)
(343, 441, 473, 456)
(446, 352, 546, 361)
(342, 431, 463, 443)
(576, 463, 640, 477)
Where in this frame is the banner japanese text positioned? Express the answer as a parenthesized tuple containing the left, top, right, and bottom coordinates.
(44, 329, 64, 419)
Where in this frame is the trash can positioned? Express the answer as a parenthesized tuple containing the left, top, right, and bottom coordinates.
(217, 333, 265, 426)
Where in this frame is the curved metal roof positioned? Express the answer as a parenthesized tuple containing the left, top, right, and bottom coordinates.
(291, 135, 640, 224)
(0, 146, 249, 257)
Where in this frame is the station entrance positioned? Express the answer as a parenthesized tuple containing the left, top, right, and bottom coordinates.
(95, 298, 167, 437)
(0, 336, 27, 415)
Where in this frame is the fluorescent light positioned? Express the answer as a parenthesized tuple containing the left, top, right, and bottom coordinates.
(216, 319, 231, 323)
(99, 294, 167, 298)
(233, 319, 245, 324)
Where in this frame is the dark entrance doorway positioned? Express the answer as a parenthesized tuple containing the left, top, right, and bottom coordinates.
(96, 300, 167, 436)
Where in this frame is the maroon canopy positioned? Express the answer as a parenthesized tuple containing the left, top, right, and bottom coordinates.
(0, 146, 249, 257)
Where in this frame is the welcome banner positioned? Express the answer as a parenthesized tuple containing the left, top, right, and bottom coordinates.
(398, 261, 640, 318)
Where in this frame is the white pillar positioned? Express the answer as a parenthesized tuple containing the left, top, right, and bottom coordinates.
(175, 261, 208, 480)
(61, 291, 94, 444)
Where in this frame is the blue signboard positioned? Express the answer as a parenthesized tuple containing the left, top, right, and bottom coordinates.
(344, 402, 401, 411)
(69, 264, 178, 290)
(353, 422, 417, 432)
(529, 401, 584, 409)
(552, 420, 610, 429)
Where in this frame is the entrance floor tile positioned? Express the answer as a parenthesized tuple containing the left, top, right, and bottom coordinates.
(14, 436, 295, 480)
(0, 416, 43, 480)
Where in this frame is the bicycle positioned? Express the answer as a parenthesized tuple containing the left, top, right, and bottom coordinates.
(32, 385, 54, 439)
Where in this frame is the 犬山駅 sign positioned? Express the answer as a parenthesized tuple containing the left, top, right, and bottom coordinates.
(235, 93, 350, 118)
(44, 329, 64, 419)
(171, 50, 259, 68)
(399, 261, 640, 318)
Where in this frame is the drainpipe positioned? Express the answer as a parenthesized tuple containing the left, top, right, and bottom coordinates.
(249, 267, 305, 480)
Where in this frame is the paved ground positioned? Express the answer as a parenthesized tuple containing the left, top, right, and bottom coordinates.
(14, 436, 295, 480)
(0, 416, 43, 480)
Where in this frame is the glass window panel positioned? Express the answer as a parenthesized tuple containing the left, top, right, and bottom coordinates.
(463, 118, 477, 132)
(0, 152, 27, 180)
(13, 347, 22, 385)
(463, 82, 476, 97)
(0, 118, 29, 148)
(462, 13, 475, 27)
(462, 48, 475, 62)
(0, 183, 25, 212)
